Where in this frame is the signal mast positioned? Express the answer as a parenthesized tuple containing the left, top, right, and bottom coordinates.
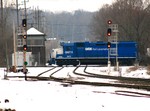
(107, 20, 119, 74)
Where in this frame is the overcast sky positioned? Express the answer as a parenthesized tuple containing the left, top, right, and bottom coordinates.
(23, 0, 113, 12)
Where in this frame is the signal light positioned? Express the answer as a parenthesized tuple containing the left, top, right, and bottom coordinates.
(23, 45, 27, 51)
(107, 28, 112, 36)
(107, 42, 111, 48)
(24, 61, 28, 66)
(22, 19, 27, 27)
(107, 20, 112, 24)
(23, 35, 27, 39)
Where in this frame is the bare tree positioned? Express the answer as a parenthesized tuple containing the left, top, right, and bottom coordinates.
(0, 0, 13, 66)
(91, 0, 150, 62)
(91, 4, 112, 41)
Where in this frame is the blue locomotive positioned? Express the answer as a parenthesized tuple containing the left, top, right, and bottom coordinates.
(49, 41, 138, 66)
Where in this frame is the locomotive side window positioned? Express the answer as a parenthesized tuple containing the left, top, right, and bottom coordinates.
(66, 46, 72, 51)
(76, 43, 84, 47)
(96, 43, 105, 46)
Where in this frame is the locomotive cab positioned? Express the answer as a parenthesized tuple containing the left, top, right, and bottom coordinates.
(55, 43, 80, 66)
(49, 48, 63, 65)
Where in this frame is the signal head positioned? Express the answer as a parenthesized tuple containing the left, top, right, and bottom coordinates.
(22, 19, 27, 27)
(107, 42, 111, 48)
(23, 35, 27, 39)
(107, 28, 112, 36)
(107, 20, 112, 24)
(23, 45, 27, 51)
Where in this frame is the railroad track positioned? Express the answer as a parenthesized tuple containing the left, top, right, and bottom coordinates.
(37, 65, 150, 91)
(6, 66, 150, 91)
(6, 66, 64, 81)
(36, 66, 64, 80)
(72, 65, 150, 90)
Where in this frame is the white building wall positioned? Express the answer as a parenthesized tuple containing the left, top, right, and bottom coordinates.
(12, 52, 33, 66)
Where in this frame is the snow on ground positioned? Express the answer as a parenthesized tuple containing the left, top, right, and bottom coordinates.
(86, 66, 149, 78)
(0, 66, 150, 111)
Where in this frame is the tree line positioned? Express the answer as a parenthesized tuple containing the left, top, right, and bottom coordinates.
(0, 0, 150, 67)
(0, 1, 14, 67)
(44, 10, 94, 42)
(0, 1, 94, 67)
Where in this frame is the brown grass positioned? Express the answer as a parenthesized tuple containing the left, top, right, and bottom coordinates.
(126, 66, 138, 73)
(146, 65, 150, 75)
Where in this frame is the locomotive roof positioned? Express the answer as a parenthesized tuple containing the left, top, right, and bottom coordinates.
(61, 41, 137, 46)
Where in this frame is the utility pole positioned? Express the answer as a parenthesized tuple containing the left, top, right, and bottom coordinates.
(15, 0, 19, 68)
(33, 6, 43, 31)
(13, 21, 17, 72)
(37, 6, 40, 30)
(16, 0, 19, 28)
(1, 0, 4, 48)
(1, 0, 9, 78)
(1, 0, 3, 30)
(22, 0, 29, 80)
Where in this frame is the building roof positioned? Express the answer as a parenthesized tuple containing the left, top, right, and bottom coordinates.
(27, 27, 45, 35)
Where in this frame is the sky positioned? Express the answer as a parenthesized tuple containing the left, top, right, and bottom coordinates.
(25, 0, 113, 12)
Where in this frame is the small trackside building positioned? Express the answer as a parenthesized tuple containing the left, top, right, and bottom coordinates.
(17, 27, 46, 66)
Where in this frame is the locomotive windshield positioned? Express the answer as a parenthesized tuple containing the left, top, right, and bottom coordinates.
(66, 46, 72, 51)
